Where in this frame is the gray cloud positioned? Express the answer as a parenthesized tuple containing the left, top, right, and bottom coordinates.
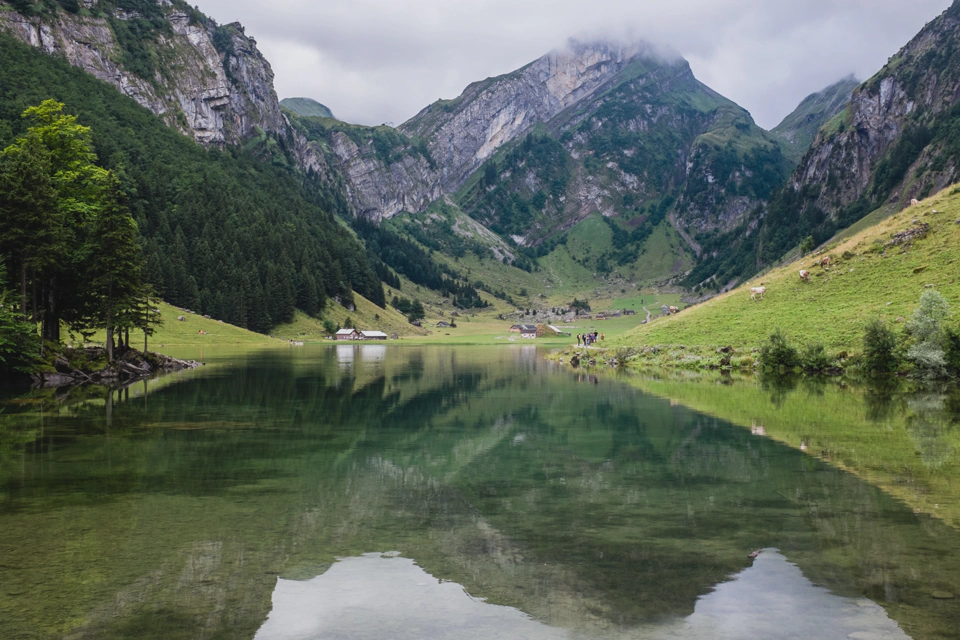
(196, 0, 952, 129)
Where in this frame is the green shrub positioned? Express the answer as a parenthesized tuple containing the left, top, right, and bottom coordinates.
(322, 319, 337, 334)
(801, 342, 833, 373)
(863, 319, 899, 376)
(759, 329, 800, 371)
(944, 327, 960, 378)
(906, 289, 950, 378)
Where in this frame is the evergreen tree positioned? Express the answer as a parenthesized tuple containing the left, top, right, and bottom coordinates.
(83, 172, 142, 361)
(0, 262, 39, 376)
(0, 132, 59, 321)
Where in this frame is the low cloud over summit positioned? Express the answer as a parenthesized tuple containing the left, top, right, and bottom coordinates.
(198, 0, 950, 128)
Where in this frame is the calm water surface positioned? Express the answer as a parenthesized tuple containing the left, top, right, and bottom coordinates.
(1, 345, 958, 639)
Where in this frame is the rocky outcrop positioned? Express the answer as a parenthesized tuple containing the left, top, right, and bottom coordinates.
(329, 131, 442, 220)
(32, 347, 202, 389)
(0, 0, 285, 146)
(790, 2, 960, 215)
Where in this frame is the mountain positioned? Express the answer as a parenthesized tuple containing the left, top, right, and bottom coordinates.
(7, 0, 955, 317)
(771, 75, 859, 165)
(281, 97, 336, 119)
(0, 29, 384, 333)
(756, 1, 960, 264)
(0, 0, 285, 146)
(681, 2, 960, 293)
(289, 41, 792, 288)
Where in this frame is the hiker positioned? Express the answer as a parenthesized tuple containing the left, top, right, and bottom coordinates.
(577, 333, 582, 346)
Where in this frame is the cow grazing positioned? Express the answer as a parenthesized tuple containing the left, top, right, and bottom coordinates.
(750, 286, 767, 301)
(668, 306, 679, 314)
(799, 269, 810, 282)
(819, 256, 832, 267)
(911, 198, 920, 206)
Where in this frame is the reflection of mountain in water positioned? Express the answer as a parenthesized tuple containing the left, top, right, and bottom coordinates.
(255, 551, 909, 640)
(0, 346, 957, 639)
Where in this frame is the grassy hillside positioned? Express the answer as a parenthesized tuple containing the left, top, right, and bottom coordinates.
(272, 291, 428, 342)
(615, 186, 960, 353)
(84, 302, 282, 349)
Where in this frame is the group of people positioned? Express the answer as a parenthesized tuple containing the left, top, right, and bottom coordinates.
(576, 331, 603, 346)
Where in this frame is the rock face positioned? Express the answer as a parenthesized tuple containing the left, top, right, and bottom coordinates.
(0, 0, 285, 146)
(403, 41, 659, 192)
(318, 41, 667, 221)
(790, 1, 960, 215)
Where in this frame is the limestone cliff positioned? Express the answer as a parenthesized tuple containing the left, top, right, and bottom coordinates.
(0, 0, 285, 146)
(403, 41, 662, 192)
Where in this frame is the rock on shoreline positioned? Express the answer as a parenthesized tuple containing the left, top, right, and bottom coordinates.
(31, 347, 203, 389)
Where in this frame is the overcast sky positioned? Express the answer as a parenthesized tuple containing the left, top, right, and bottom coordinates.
(195, 0, 952, 130)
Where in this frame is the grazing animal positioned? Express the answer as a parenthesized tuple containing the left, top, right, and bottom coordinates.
(819, 256, 832, 267)
(668, 306, 679, 314)
(799, 269, 810, 282)
(911, 198, 920, 206)
(750, 286, 766, 301)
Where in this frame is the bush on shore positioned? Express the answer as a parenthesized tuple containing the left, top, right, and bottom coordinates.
(759, 329, 800, 371)
(862, 319, 900, 377)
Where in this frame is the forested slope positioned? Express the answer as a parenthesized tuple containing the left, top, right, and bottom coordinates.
(0, 34, 383, 334)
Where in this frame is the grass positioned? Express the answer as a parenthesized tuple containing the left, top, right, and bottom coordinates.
(613, 185, 960, 355)
(82, 302, 282, 350)
(272, 291, 426, 342)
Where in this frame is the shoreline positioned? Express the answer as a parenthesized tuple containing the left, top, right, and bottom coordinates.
(31, 346, 203, 389)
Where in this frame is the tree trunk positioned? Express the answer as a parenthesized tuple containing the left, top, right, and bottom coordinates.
(125, 328, 130, 351)
(106, 302, 114, 363)
(105, 280, 114, 362)
(42, 278, 60, 345)
(19, 262, 27, 321)
(31, 268, 37, 323)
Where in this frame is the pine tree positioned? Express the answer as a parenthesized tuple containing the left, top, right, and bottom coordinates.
(84, 173, 142, 361)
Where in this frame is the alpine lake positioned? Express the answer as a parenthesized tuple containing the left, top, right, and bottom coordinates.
(1, 345, 960, 640)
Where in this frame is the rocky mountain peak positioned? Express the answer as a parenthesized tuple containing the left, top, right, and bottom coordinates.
(399, 38, 679, 192)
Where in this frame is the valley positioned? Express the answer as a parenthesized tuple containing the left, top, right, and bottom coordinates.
(1, 0, 960, 370)
(4, 2, 960, 639)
